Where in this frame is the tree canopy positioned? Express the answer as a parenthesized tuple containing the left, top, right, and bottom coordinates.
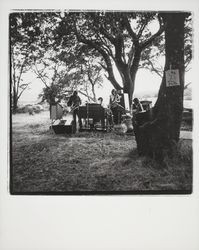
(10, 11, 192, 109)
(53, 11, 166, 101)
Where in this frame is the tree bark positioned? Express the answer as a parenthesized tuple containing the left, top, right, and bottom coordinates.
(133, 13, 186, 162)
(12, 88, 18, 113)
(129, 48, 142, 102)
(122, 64, 139, 104)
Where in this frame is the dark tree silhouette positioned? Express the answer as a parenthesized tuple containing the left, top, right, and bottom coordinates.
(133, 12, 189, 162)
(56, 12, 165, 103)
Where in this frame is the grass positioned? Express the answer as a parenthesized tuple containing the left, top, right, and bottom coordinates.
(11, 111, 192, 194)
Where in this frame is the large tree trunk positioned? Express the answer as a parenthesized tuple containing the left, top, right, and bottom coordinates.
(122, 66, 133, 96)
(91, 84, 97, 102)
(121, 49, 141, 104)
(122, 66, 136, 103)
(129, 48, 142, 103)
(12, 90, 18, 113)
(133, 13, 186, 162)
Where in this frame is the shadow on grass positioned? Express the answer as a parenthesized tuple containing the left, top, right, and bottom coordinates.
(125, 148, 139, 160)
(11, 115, 193, 194)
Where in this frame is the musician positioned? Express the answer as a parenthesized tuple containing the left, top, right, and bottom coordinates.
(117, 90, 125, 107)
(96, 97, 106, 129)
(67, 91, 82, 130)
(109, 89, 121, 125)
(133, 98, 144, 114)
(117, 89, 126, 123)
(97, 97, 103, 106)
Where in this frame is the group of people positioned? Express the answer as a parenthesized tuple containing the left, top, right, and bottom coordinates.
(67, 91, 105, 130)
(66, 89, 144, 131)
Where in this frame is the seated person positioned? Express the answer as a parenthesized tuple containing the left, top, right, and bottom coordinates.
(91, 97, 105, 129)
(98, 97, 103, 106)
(133, 98, 144, 113)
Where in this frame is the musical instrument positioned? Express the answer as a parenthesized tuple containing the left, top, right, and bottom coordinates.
(110, 93, 122, 108)
(70, 104, 80, 113)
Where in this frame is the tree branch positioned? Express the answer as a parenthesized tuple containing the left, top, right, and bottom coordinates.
(16, 56, 27, 96)
(137, 21, 148, 39)
(51, 62, 61, 85)
(99, 25, 116, 45)
(75, 31, 121, 90)
(114, 35, 126, 69)
(140, 15, 165, 49)
(147, 58, 163, 78)
(184, 82, 191, 89)
(128, 44, 135, 68)
(11, 53, 17, 93)
(122, 15, 139, 45)
(78, 90, 95, 102)
(17, 82, 31, 100)
(32, 62, 49, 88)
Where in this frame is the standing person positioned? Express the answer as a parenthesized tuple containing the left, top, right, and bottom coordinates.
(117, 89, 125, 123)
(117, 89, 125, 107)
(67, 91, 82, 130)
(109, 89, 121, 125)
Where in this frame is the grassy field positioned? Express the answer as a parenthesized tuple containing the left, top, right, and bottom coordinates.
(11, 111, 192, 194)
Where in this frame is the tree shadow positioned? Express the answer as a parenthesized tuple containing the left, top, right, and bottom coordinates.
(125, 148, 139, 160)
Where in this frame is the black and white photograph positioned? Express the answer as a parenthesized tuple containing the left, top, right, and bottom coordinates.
(1, 0, 199, 249)
(10, 10, 193, 194)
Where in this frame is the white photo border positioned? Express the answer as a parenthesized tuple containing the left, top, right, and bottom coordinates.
(1, 0, 199, 249)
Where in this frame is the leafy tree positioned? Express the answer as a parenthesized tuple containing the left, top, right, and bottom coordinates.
(10, 12, 167, 105)
(140, 15, 192, 90)
(84, 60, 103, 102)
(134, 12, 189, 162)
(10, 43, 32, 112)
(35, 47, 104, 106)
(55, 11, 165, 103)
(10, 12, 58, 112)
(11, 12, 103, 106)
(72, 54, 104, 102)
(10, 13, 33, 112)
(32, 49, 70, 106)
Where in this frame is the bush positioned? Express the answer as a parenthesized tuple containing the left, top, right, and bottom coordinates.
(16, 104, 44, 114)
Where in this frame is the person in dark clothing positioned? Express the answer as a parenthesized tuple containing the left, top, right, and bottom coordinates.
(96, 97, 106, 129)
(98, 97, 103, 106)
(67, 91, 82, 130)
(133, 98, 144, 113)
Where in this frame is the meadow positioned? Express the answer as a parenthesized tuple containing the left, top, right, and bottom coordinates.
(11, 111, 192, 194)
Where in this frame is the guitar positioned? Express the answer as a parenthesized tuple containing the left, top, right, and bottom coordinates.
(70, 104, 80, 112)
(110, 93, 122, 108)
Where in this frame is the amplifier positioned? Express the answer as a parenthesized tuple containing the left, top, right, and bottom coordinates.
(52, 124, 73, 134)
